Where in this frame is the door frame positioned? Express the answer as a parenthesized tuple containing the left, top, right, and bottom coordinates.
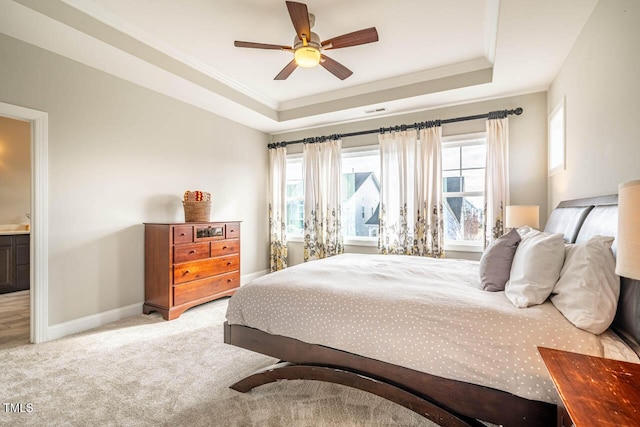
(0, 101, 48, 343)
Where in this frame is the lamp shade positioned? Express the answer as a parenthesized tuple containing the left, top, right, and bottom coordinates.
(616, 179, 640, 279)
(505, 205, 540, 229)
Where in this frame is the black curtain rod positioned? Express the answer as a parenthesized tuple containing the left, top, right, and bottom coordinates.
(268, 107, 523, 149)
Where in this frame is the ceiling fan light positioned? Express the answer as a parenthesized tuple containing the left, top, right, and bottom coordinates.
(294, 47, 320, 67)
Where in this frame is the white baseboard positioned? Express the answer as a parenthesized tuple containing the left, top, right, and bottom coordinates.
(47, 302, 142, 341)
(45, 269, 268, 341)
(241, 269, 268, 285)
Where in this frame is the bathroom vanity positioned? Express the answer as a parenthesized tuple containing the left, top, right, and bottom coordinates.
(0, 230, 30, 294)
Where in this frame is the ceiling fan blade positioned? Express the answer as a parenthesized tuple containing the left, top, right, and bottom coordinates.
(234, 41, 292, 50)
(286, 1, 311, 41)
(320, 54, 353, 80)
(274, 59, 298, 80)
(322, 27, 379, 50)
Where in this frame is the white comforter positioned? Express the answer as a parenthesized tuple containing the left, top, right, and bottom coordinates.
(226, 254, 605, 403)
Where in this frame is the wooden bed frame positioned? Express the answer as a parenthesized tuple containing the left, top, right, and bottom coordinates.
(223, 195, 640, 427)
(224, 322, 554, 426)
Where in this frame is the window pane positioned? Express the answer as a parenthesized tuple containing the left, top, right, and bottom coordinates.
(287, 159, 303, 180)
(285, 158, 304, 235)
(444, 196, 484, 242)
(461, 168, 484, 192)
(342, 151, 380, 238)
(442, 146, 460, 170)
(285, 199, 304, 235)
(443, 176, 463, 193)
(461, 145, 486, 169)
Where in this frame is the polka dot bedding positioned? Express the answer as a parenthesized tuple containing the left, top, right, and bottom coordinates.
(226, 253, 613, 404)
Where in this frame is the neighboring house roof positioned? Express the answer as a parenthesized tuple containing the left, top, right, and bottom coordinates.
(353, 172, 380, 193)
(365, 205, 379, 225)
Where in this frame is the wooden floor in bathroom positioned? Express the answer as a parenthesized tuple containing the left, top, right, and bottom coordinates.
(0, 290, 29, 348)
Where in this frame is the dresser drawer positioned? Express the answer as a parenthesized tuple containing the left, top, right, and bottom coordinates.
(194, 224, 225, 242)
(211, 239, 239, 257)
(173, 225, 193, 244)
(174, 242, 210, 263)
(173, 254, 240, 285)
(226, 223, 240, 239)
(173, 272, 239, 306)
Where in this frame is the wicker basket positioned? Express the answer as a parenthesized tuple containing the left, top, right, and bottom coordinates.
(183, 201, 211, 222)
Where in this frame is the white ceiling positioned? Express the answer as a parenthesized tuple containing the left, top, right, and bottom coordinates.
(1, 0, 598, 133)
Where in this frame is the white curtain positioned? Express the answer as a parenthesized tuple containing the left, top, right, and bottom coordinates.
(484, 114, 510, 247)
(303, 138, 344, 261)
(379, 129, 415, 254)
(268, 145, 288, 271)
(378, 124, 444, 257)
(416, 124, 444, 257)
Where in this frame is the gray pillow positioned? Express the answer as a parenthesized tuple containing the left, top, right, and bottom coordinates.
(479, 228, 521, 291)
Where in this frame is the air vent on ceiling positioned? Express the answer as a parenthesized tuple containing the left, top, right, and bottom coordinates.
(365, 107, 387, 114)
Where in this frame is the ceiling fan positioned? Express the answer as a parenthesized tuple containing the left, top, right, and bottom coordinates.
(234, 1, 378, 80)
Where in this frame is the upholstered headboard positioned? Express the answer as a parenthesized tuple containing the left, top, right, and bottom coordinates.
(544, 195, 640, 354)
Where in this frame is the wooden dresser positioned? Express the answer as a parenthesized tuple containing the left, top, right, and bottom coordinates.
(143, 221, 241, 320)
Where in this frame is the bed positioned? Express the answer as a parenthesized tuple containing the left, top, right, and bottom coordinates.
(223, 195, 640, 427)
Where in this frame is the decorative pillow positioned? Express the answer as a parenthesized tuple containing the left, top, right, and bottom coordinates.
(551, 236, 620, 334)
(505, 230, 566, 308)
(479, 228, 522, 291)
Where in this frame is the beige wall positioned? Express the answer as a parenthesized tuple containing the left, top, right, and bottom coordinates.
(548, 0, 640, 210)
(0, 34, 270, 325)
(0, 116, 31, 224)
(276, 92, 548, 264)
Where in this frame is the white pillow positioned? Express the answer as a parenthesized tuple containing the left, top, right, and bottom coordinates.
(505, 230, 565, 308)
(550, 236, 620, 334)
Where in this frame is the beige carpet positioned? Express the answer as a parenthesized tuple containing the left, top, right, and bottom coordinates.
(1, 298, 438, 426)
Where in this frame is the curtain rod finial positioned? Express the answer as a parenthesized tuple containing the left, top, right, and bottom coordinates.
(514, 107, 523, 115)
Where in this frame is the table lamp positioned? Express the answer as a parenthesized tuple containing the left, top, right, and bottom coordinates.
(616, 179, 640, 279)
(505, 205, 540, 230)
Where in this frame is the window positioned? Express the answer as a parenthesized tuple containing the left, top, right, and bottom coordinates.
(548, 96, 565, 176)
(442, 133, 486, 250)
(341, 148, 380, 242)
(285, 156, 304, 237)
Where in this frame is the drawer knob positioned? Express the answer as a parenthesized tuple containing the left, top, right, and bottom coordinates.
(222, 246, 228, 250)
(183, 270, 190, 275)
(227, 279, 232, 283)
(226, 262, 232, 266)
(189, 250, 196, 254)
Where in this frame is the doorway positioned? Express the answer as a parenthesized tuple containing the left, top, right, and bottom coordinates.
(0, 116, 31, 347)
(0, 102, 49, 344)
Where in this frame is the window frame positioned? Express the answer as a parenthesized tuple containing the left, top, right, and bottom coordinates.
(340, 145, 380, 247)
(441, 132, 487, 253)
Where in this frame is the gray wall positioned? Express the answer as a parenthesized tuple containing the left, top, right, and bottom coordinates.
(0, 34, 270, 325)
(548, 0, 640, 209)
(276, 92, 548, 264)
(0, 116, 30, 224)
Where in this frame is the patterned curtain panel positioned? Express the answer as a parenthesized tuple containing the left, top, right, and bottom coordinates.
(378, 129, 416, 255)
(416, 124, 444, 257)
(484, 113, 510, 248)
(303, 138, 344, 262)
(378, 125, 444, 257)
(269, 146, 288, 271)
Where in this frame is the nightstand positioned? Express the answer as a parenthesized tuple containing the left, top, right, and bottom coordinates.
(538, 346, 640, 427)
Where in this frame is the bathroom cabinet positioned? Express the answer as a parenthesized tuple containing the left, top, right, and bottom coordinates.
(0, 234, 30, 294)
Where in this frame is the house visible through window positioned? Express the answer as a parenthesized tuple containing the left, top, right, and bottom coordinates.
(341, 148, 380, 240)
(442, 133, 486, 248)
